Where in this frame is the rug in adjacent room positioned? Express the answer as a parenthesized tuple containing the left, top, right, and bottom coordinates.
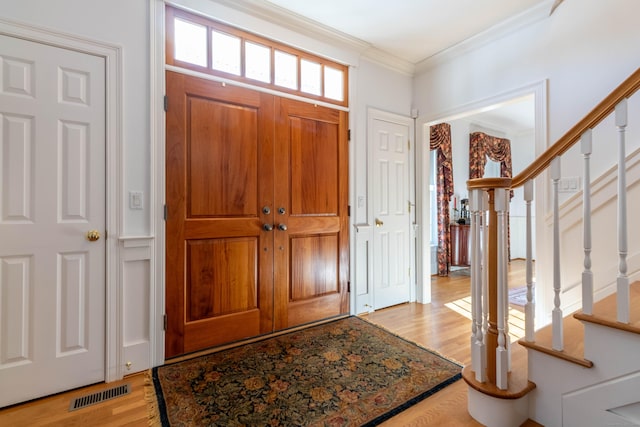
(149, 316, 462, 426)
(509, 286, 532, 307)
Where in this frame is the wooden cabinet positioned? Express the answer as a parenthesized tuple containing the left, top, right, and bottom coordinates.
(450, 224, 471, 267)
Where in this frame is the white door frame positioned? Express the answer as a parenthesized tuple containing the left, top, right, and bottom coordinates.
(0, 18, 123, 381)
(416, 80, 547, 311)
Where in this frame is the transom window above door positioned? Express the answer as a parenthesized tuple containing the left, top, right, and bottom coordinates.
(166, 6, 349, 107)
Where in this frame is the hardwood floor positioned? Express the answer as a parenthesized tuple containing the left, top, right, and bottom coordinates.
(0, 261, 533, 426)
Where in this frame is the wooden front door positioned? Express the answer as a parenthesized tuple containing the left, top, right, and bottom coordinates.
(165, 72, 349, 358)
(273, 98, 350, 329)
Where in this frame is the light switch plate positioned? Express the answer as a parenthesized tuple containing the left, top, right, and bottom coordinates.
(129, 191, 143, 209)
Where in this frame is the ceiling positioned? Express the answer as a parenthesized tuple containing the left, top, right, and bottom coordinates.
(460, 95, 535, 135)
(263, 0, 558, 64)
(246, 0, 553, 133)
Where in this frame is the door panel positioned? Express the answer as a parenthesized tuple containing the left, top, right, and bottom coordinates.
(290, 234, 340, 300)
(274, 98, 349, 329)
(371, 118, 411, 309)
(186, 238, 258, 321)
(165, 72, 274, 358)
(289, 117, 339, 215)
(187, 97, 258, 217)
(0, 35, 105, 407)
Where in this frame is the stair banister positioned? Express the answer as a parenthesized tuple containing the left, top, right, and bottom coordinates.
(581, 130, 594, 315)
(495, 188, 509, 389)
(550, 157, 563, 351)
(524, 180, 534, 341)
(465, 67, 640, 427)
(470, 188, 486, 382)
(615, 99, 630, 323)
(511, 68, 640, 189)
(467, 177, 511, 387)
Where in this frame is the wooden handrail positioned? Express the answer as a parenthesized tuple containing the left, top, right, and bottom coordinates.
(467, 177, 511, 191)
(510, 67, 640, 188)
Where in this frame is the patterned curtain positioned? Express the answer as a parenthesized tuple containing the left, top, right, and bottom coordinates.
(430, 123, 454, 276)
(469, 131, 513, 259)
(469, 132, 513, 187)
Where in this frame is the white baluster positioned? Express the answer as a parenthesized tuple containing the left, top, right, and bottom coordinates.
(503, 189, 511, 373)
(616, 100, 630, 323)
(524, 180, 535, 341)
(495, 188, 508, 390)
(551, 157, 563, 351)
(470, 189, 485, 382)
(581, 130, 594, 315)
(482, 192, 490, 351)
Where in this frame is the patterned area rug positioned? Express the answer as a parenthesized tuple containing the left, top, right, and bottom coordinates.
(509, 286, 531, 307)
(149, 316, 462, 426)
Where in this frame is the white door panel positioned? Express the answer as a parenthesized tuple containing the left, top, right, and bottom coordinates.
(0, 34, 105, 407)
(371, 117, 411, 309)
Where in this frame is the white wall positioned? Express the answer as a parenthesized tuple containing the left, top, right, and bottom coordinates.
(0, 0, 414, 374)
(0, 0, 154, 377)
(414, 0, 640, 324)
(0, 0, 151, 235)
(351, 59, 414, 312)
(352, 58, 413, 226)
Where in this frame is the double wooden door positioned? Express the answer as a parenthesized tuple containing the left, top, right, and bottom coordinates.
(165, 72, 349, 358)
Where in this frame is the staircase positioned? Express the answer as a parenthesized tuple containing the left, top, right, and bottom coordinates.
(462, 68, 640, 427)
(525, 282, 640, 426)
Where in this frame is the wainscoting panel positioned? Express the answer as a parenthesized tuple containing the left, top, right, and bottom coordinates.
(120, 237, 153, 375)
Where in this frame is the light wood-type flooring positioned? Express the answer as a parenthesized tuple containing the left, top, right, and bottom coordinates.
(0, 261, 539, 426)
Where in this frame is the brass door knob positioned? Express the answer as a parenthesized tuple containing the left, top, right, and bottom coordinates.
(375, 218, 384, 227)
(86, 230, 101, 242)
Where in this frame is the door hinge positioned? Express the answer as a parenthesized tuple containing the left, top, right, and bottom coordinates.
(347, 281, 350, 293)
(408, 200, 411, 213)
(348, 205, 351, 217)
(164, 204, 167, 220)
(164, 95, 168, 112)
(348, 129, 351, 141)
(408, 139, 410, 150)
(163, 314, 167, 331)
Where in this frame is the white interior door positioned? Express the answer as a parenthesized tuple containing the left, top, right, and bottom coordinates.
(371, 115, 412, 310)
(0, 34, 105, 407)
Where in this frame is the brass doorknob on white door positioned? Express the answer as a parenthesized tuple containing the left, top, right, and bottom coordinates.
(375, 218, 383, 227)
(86, 230, 100, 241)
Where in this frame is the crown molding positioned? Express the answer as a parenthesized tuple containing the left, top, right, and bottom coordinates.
(206, 0, 415, 74)
(360, 48, 415, 76)
(174, 0, 552, 77)
(414, 0, 555, 74)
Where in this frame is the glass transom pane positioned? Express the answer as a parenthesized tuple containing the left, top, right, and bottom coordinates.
(274, 50, 297, 89)
(211, 30, 241, 75)
(300, 59, 321, 96)
(324, 66, 344, 101)
(174, 18, 207, 67)
(245, 41, 271, 83)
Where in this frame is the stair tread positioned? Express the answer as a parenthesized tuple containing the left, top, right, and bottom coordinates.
(462, 362, 535, 399)
(462, 342, 536, 399)
(574, 281, 640, 333)
(518, 306, 592, 368)
(519, 281, 640, 366)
